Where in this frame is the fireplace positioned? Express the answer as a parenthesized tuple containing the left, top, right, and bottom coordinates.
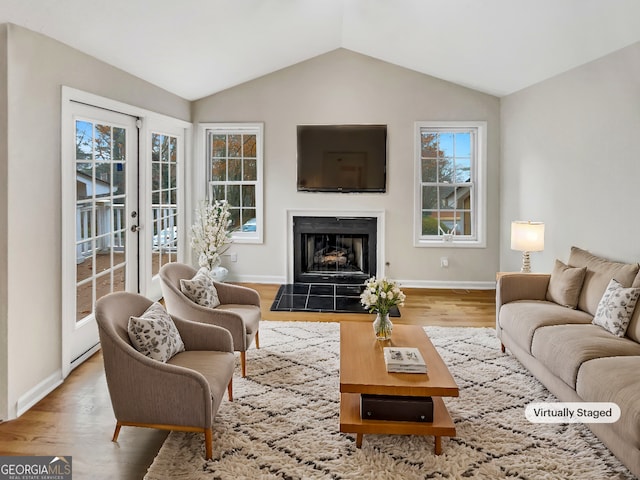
(293, 216, 377, 284)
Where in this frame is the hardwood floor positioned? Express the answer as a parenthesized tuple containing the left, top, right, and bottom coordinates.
(0, 284, 495, 479)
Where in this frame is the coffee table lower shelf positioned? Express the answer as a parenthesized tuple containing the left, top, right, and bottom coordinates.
(339, 393, 456, 454)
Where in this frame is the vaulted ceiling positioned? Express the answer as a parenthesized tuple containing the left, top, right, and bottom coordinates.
(2, 0, 640, 101)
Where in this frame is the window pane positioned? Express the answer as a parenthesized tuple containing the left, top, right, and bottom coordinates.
(242, 185, 255, 207)
(76, 163, 92, 200)
(243, 135, 256, 157)
(243, 158, 257, 181)
(242, 209, 256, 230)
(438, 133, 454, 157)
(113, 127, 126, 160)
(227, 185, 240, 207)
(439, 157, 454, 183)
(422, 186, 437, 209)
(211, 158, 226, 181)
(210, 184, 225, 201)
(421, 212, 440, 235)
(211, 135, 226, 157)
(439, 186, 455, 208)
(455, 132, 471, 157)
(228, 135, 241, 157)
(421, 158, 437, 183)
(456, 186, 471, 208)
(229, 208, 240, 231)
(76, 121, 93, 160)
(169, 137, 177, 163)
(112, 163, 126, 196)
(95, 125, 112, 161)
(152, 134, 161, 162)
(421, 132, 438, 158)
(152, 163, 160, 191)
(455, 157, 471, 183)
(228, 158, 242, 181)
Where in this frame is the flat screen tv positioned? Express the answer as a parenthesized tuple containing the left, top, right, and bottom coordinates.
(296, 124, 387, 193)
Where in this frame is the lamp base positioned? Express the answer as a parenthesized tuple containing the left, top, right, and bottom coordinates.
(520, 251, 531, 273)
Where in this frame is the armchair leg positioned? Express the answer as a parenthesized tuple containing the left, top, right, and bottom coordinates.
(204, 428, 213, 460)
(240, 351, 247, 377)
(227, 378, 233, 402)
(112, 422, 122, 442)
(255, 331, 260, 349)
(501, 342, 506, 353)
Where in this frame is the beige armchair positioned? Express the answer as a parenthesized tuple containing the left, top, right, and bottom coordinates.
(159, 262, 261, 377)
(95, 291, 235, 460)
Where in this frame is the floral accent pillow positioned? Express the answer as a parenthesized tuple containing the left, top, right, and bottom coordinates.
(128, 302, 185, 362)
(592, 278, 640, 337)
(180, 268, 221, 308)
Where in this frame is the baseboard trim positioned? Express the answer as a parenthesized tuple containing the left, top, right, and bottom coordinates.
(227, 275, 495, 290)
(16, 370, 63, 418)
(397, 280, 496, 290)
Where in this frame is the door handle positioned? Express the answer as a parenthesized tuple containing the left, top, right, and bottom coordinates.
(131, 225, 141, 233)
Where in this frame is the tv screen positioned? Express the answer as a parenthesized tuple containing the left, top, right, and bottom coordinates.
(297, 124, 387, 193)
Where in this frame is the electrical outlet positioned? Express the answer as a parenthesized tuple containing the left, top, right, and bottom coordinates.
(230, 253, 238, 262)
(440, 256, 449, 268)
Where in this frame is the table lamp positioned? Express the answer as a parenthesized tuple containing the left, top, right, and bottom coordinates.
(510, 221, 544, 273)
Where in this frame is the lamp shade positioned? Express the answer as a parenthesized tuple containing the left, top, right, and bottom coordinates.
(511, 221, 544, 252)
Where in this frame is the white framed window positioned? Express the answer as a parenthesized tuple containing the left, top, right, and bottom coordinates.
(202, 123, 263, 243)
(414, 121, 487, 247)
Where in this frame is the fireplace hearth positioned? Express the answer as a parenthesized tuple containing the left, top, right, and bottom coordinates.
(293, 216, 377, 284)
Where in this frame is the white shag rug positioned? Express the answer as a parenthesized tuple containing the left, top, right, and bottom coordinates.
(144, 321, 635, 480)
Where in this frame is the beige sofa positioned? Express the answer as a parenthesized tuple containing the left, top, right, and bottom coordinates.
(496, 247, 640, 477)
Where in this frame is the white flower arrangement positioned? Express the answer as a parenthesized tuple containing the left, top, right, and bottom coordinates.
(360, 276, 406, 316)
(190, 200, 232, 271)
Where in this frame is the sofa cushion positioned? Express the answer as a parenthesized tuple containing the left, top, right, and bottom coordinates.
(592, 279, 640, 337)
(545, 259, 587, 308)
(180, 268, 221, 308)
(626, 272, 640, 343)
(568, 246, 639, 316)
(128, 302, 185, 362)
(576, 356, 640, 449)
(531, 324, 640, 389)
(216, 304, 261, 336)
(498, 300, 592, 354)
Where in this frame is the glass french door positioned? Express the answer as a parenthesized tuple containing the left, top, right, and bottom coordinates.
(66, 103, 139, 366)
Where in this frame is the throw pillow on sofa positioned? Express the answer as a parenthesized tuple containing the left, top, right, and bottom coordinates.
(545, 259, 587, 309)
(180, 268, 221, 308)
(592, 278, 640, 337)
(128, 302, 185, 362)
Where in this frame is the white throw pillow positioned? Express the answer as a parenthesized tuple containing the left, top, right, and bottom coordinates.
(128, 302, 185, 362)
(180, 268, 221, 308)
(592, 279, 640, 337)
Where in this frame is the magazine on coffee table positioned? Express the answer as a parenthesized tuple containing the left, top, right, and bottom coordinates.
(383, 347, 427, 373)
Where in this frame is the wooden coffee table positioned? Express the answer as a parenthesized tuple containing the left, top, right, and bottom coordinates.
(339, 321, 459, 453)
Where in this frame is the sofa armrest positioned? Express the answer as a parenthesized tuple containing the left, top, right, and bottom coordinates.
(496, 273, 550, 308)
(172, 315, 234, 353)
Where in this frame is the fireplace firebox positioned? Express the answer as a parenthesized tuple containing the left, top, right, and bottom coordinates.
(293, 216, 377, 284)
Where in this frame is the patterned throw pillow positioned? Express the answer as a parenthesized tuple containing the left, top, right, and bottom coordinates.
(128, 302, 185, 362)
(592, 279, 640, 337)
(180, 268, 221, 308)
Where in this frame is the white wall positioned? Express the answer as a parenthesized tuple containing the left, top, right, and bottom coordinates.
(192, 49, 501, 288)
(1, 23, 190, 420)
(0, 23, 8, 420)
(500, 41, 640, 272)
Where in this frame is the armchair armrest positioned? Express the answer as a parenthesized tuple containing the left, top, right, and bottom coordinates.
(214, 282, 261, 306)
(496, 273, 550, 309)
(172, 315, 234, 352)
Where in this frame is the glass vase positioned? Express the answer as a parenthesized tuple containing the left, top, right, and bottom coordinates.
(373, 312, 393, 341)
